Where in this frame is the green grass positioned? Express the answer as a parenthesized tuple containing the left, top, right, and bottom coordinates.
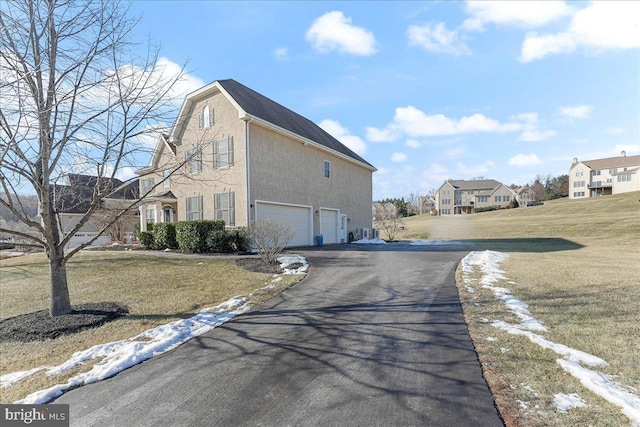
(0, 252, 302, 403)
(399, 191, 640, 427)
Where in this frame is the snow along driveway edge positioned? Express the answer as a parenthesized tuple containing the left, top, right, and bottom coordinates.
(462, 250, 640, 426)
(1, 256, 308, 404)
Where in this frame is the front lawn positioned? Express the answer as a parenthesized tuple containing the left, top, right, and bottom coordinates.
(0, 251, 302, 403)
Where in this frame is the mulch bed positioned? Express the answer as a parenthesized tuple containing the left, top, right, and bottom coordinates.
(235, 258, 283, 274)
(0, 302, 129, 343)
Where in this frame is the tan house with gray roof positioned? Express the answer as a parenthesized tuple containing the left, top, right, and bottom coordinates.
(136, 79, 376, 246)
(435, 179, 516, 215)
(569, 151, 640, 199)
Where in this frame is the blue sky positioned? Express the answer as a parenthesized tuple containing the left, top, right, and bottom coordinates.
(129, 1, 639, 199)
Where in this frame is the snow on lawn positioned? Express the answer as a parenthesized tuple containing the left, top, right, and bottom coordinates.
(351, 238, 387, 245)
(3, 256, 308, 404)
(462, 250, 640, 426)
(278, 255, 308, 274)
(553, 392, 587, 412)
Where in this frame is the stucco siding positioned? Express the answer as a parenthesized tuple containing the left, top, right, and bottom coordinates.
(248, 123, 372, 237)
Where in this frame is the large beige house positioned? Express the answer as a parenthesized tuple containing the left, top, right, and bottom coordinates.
(136, 79, 376, 246)
(435, 179, 516, 215)
(569, 151, 640, 199)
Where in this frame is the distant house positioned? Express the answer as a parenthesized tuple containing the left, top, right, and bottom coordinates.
(136, 79, 376, 246)
(569, 151, 640, 199)
(54, 174, 139, 248)
(515, 187, 538, 207)
(435, 179, 516, 215)
(419, 195, 436, 215)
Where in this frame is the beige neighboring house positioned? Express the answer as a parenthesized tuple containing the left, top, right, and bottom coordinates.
(569, 151, 640, 199)
(372, 202, 397, 220)
(136, 79, 376, 246)
(435, 179, 516, 215)
(516, 187, 538, 207)
(419, 195, 436, 215)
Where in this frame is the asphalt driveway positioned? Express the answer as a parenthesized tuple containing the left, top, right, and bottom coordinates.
(55, 243, 503, 426)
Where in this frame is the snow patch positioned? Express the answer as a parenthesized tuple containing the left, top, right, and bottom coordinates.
(351, 238, 387, 245)
(278, 255, 308, 274)
(553, 393, 587, 412)
(1, 367, 47, 389)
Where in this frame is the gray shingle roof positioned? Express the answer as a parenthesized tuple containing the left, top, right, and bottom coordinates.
(448, 179, 502, 190)
(217, 79, 374, 169)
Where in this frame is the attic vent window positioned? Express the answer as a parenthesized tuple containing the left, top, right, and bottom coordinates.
(199, 105, 214, 129)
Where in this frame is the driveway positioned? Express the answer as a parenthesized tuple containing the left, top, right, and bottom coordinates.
(55, 243, 503, 426)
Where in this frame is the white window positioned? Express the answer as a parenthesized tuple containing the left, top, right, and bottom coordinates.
(323, 160, 331, 179)
(186, 195, 203, 221)
(163, 170, 170, 188)
(199, 105, 214, 129)
(185, 147, 202, 175)
(575, 171, 583, 177)
(141, 178, 155, 194)
(617, 174, 632, 182)
(214, 192, 235, 226)
(145, 208, 156, 224)
(573, 181, 585, 188)
(478, 196, 488, 203)
(214, 137, 234, 168)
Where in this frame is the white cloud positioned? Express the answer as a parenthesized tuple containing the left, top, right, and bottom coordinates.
(456, 160, 496, 176)
(391, 152, 407, 163)
(406, 139, 423, 148)
(150, 57, 205, 105)
(607, 127, 625, 134)
(273, 47, 289, 61)
(514, 112, 556, 141)
(306, 11, 376, 56)
(462, 1, 574, 31)
(318, 119, 367, 155)
(520, 2, 640, 62)
(557, 104, 593, 120)
(407, 23, 470, 56)
(508, 153, 541, 167)
(368, 106, 521, 140)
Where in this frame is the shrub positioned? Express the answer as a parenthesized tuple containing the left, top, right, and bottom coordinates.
(474, 206, 500, 214)
(248, 219, 295, 264)
(154, 223, 178, 250)
(229, 228, 251, 252)
(138, 231, 155, 250)
(176, 220, 225, 253)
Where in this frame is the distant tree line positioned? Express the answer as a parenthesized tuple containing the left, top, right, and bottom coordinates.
(375, 197, 416, 218)
(528, 174, 569, 201)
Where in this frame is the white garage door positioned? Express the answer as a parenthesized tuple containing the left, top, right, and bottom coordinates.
(320, 209, 339, 245)
(255, 201, 312, 247)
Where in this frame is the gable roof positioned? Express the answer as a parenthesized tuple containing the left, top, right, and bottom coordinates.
(54, 174, 139, 214)
(170, 79, 375, 171)
(573, 154, 640, 170)
(448, 179, 502, 190)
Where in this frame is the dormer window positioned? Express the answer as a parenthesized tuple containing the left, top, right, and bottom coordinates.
(199, 105, 214, 129)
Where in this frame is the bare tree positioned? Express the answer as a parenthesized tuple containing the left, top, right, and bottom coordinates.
(380, 210, 405, 241)
(248, 219, 295, 265)
(0, 0, 185, 315)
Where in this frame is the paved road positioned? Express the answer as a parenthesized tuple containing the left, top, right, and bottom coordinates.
(56, 244, 503, 426)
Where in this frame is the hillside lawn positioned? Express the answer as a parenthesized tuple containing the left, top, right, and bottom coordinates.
(398, 191, 640, 427)
(0, 253, 301, 403)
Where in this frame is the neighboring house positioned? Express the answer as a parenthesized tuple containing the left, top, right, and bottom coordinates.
(54, 174, 140, 248)
(515, 187, 538, 207)
(569, 151, 640, 199)
(137, 79, 376, 246)
(372, 202, 397, 221)
(435, 179, 516, 215)
(418, 195, 436, 215)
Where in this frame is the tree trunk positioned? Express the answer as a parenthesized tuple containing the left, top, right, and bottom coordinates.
(49, 252, 72, 316)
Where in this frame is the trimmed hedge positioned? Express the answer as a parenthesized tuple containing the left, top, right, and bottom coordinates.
(138, 231, 155, 250)
(175, 220, 225, 253)
(207, 228, 251, 253)
(154, 223, 178, 250)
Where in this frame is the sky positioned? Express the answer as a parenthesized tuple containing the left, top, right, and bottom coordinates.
(125, 1, 639, 199)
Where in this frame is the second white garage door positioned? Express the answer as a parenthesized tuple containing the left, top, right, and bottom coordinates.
(320, 208, 339, 244)
(255, 201, 312, 247)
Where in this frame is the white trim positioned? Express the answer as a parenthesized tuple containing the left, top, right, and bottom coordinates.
(254, 200, 313, 246)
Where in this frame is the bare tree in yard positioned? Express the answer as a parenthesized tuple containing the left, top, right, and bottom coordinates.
(248, 219, 295, 265)
(380, 210, 405, 241)
(0, 0, 185, 316)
